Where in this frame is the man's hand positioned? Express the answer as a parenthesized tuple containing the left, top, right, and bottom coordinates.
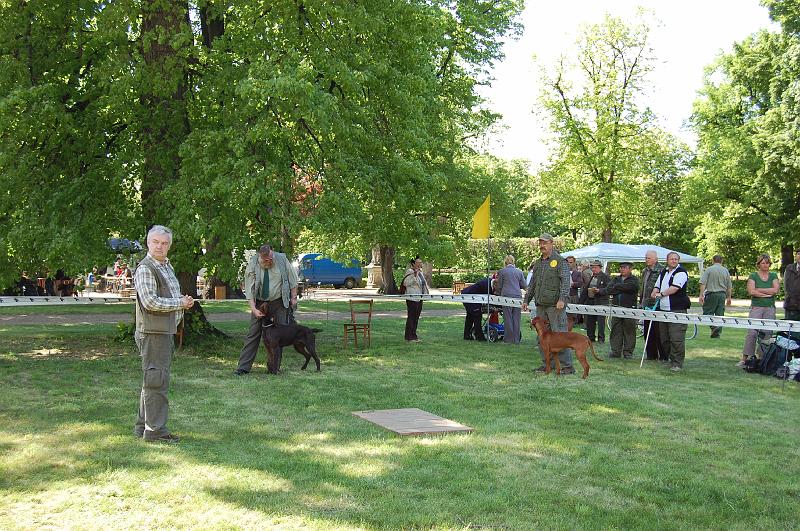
(522, 303, 529, 312)
(699, 294, 705, 304)
(181, 295, 194, 309)
(555, 300, 565, 310)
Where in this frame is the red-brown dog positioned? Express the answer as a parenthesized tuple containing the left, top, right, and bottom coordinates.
(530, 316, 603, 379)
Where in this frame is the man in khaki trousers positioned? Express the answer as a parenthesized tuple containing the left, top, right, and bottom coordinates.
(133, 225, 194, 443)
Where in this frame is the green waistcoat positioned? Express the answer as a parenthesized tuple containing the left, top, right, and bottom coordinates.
(135, 256, 178, 335)
(533, 251, 566, 306)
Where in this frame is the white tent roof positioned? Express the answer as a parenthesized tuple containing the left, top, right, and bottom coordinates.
(561, 243, 704, 271)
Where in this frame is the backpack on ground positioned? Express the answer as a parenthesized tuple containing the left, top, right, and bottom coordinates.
(759, 342, 787, 376)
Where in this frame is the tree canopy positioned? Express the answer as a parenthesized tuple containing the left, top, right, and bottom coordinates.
(0, 0, 524, 287)
(535, 14, 691, 246)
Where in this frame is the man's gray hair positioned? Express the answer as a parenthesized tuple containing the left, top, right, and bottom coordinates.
(258, 244, 273, 256)
(579, 259, 590, 266)
(147, 225, 173, 243)
(645, 249, 658, 259)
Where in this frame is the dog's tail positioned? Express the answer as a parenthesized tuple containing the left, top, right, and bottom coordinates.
(588, 341, 604, 362)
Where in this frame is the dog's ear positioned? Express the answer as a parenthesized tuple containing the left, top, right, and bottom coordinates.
(258, 302, 269, 315)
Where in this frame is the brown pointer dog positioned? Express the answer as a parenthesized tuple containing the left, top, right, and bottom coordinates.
(530, 316, 603, 379)
(258, 302, 322, 374)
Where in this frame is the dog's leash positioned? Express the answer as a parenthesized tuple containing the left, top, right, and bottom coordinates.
(639, 301, 659, 368)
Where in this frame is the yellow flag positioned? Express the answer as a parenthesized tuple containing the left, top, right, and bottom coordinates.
(471, 195, 490, 239)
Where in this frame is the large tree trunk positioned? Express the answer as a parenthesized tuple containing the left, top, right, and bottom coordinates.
(602, 227, 612, 243)
(379, 245, 397, 294)
(139, 1, 225, 342)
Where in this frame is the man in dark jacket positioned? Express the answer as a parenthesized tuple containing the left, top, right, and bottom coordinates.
(580, 260, 609, 343)
(461, 277, 491, 341)
(601, 262, 639, 358)
(784, 249, 800, 323)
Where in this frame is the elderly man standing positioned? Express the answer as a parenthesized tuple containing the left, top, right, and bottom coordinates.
(522, 233, 574, 374)
(601, 262, 639, 359)
(652, 251, 691, 372)
(133, 225, 195, 443)
(234, 244, 299, 375)
(640, 250, 667, 361)
(699, 255, 732, 338)
(496, 255, 527, 344)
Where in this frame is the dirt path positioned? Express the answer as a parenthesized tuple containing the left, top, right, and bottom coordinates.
(0, 309, 465, 326)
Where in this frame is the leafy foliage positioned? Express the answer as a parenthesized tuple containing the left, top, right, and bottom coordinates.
(0, 0, 524, 288)
(688, 22, 800, 270)
(537, 14, 692, 245)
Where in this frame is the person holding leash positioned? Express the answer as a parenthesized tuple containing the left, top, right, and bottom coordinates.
(522, 233, 575, 374)
(235, 244, 299, 375)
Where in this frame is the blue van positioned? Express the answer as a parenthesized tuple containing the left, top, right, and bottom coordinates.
(296, 253, 362, 289)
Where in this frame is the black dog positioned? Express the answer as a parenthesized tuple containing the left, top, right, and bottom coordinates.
(258, 302, 322, 374)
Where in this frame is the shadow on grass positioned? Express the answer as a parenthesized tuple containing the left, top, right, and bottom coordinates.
(1, 316, 799, 528)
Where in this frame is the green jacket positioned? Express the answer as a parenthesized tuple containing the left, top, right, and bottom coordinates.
(524, 251, 569, 307)
(243, 251, 298, 308)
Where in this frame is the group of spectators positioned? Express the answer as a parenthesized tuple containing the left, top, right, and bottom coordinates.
(456, 240, 800, 375)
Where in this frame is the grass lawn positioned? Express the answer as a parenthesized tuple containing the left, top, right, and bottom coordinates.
(1, 310, 798, 529)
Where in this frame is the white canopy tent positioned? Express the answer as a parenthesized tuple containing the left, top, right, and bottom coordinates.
(561, 243, 704, 273)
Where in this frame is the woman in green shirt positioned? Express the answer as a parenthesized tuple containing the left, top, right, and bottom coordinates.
(739, 254, 780, 366)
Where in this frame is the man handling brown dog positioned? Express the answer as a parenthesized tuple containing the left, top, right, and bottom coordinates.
(133, 225, 195, 443)
(522, 233, 575, 374)
(235, 244, 299, 375)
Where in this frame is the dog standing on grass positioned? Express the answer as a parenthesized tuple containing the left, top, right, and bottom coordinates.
(258, 302, 322, 374)
(531, 316, 603, 379)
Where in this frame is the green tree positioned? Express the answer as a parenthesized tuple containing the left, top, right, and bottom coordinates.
(0, 1, 523, 296)
(537, 14, 691, 245)
(688, 25, 799, 271)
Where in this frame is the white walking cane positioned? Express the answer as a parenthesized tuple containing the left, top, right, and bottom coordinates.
(639, 300, 660, 368)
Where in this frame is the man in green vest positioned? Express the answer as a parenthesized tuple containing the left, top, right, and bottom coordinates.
(698, 255, 732, 338)
(133, 225, 195, 443)
(522, 233, 575, 374)
(234, 243, 299, 375)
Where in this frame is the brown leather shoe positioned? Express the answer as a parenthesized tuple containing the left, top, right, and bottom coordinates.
(145, 433, 180, 443)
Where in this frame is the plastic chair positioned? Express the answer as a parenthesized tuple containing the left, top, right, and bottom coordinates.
(343, 299, 373, 347)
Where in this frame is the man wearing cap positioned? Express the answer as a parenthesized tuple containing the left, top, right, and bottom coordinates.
(600, 262, 639, 358)
(698, 255, 732, 338)
(234, 244, 299, 375)
(522, 233, 575, 374)
(580, 260, 610, 343)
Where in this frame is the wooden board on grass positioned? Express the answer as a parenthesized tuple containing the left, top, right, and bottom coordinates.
(352, 407, 473, 436)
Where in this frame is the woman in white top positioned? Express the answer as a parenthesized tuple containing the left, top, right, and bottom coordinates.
(402, 256, 429, 342)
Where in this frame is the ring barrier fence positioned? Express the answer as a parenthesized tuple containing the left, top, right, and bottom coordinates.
(389, 294, 800, 334)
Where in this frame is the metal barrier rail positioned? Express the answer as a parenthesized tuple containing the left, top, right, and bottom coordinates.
(389, 294, 800, 333)
(0, 296, 133, 306)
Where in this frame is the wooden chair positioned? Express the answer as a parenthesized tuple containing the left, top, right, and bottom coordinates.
(343, 299, 373, 348)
